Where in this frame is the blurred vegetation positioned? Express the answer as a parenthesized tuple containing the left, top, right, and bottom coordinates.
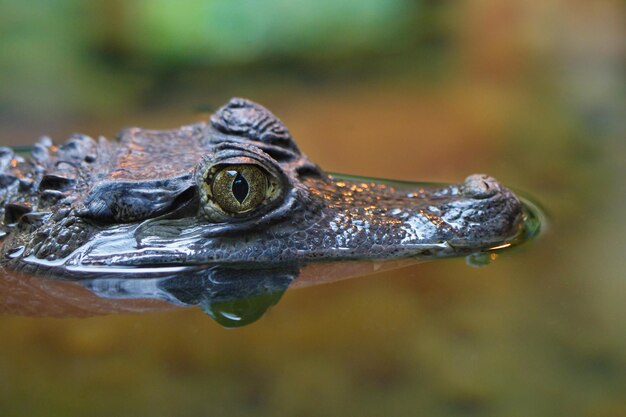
(125, 0, 415, 63)
(0, 0, 458, 121)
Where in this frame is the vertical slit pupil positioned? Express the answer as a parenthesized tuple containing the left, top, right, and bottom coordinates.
(231, 172, 249, 204)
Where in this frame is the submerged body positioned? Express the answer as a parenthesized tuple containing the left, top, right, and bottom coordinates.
(0, 98, 523, 279)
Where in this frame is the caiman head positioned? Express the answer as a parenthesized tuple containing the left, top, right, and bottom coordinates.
(0, 98, 524, 279)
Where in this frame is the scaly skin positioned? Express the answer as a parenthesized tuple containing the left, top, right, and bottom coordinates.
(0, 98, 523, 280)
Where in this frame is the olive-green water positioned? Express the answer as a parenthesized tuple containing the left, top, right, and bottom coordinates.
(1, 1, 624, 416)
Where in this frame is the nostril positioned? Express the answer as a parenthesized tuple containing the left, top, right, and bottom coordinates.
(463, 174, 500, 199)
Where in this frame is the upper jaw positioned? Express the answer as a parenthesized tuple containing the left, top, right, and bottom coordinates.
(303, 173, 524, 258)
(17, 174, 523, 274)
(71, 174, 522, 268)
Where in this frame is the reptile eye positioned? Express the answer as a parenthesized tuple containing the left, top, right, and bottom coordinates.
(210, 165, 268, 214)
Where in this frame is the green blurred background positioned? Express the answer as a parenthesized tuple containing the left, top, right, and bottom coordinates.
(0, 1, 624, 416)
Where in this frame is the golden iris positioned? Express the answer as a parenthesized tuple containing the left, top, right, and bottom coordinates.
(211, 165, 268, 214)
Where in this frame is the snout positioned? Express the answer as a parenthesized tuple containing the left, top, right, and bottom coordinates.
(462, 174, 502, 199)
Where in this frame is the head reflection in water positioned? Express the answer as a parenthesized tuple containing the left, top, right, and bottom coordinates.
(83, 265, 299, 328)
(0, 264, 298, 327)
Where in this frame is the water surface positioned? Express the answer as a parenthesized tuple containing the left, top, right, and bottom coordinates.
(0, 164, 545, 327)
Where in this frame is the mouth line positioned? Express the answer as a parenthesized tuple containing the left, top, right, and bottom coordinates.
(77, 241, 458, 267)
(66, 264, 196, 274)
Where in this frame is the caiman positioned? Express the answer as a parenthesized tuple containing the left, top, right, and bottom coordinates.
(0, 98, 527, 324)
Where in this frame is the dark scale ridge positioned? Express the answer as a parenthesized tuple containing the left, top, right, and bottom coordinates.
(210, 98, 298, 152)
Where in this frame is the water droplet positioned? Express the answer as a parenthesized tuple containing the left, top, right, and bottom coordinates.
(466, 252, 498, 268)
(201, 291, 283, 328)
